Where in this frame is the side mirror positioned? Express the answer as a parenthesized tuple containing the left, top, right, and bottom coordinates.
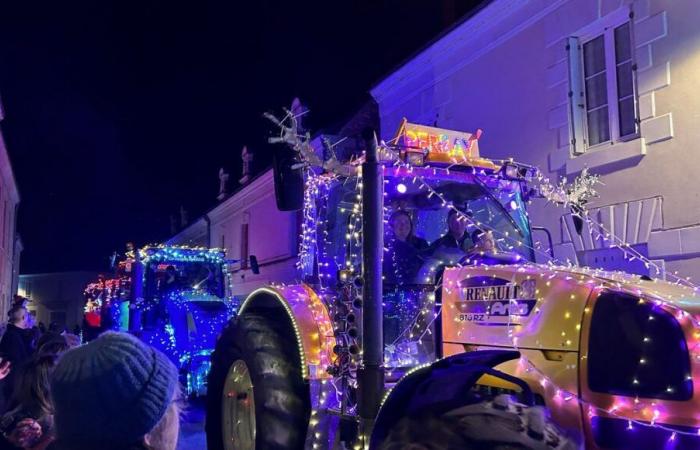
(249, 255, 260, 275)
(272, 146, 304, 211)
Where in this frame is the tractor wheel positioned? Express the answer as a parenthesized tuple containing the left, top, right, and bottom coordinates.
(206, 312, 310, 450)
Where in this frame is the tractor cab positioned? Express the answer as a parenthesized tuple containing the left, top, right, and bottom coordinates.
(135, 246, 232, 395)
(298, 121, 540, 370)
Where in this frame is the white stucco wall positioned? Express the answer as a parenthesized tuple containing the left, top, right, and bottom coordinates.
(168, 169, 300, 297)
(372, 0, 700, 279)
(0, 103, 21, 316)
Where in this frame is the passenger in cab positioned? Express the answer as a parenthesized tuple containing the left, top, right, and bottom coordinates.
(383, 210, 429, 284)
(463, 228, 522, 265)
(469, 229, 497, 254)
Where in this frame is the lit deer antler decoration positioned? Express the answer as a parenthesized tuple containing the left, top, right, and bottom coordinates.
(264, 108, 359, 177)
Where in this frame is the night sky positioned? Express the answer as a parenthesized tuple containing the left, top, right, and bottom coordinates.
(0, 0, 482, 273)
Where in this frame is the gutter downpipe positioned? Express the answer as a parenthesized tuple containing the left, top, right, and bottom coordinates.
(204, 214, 212, 248)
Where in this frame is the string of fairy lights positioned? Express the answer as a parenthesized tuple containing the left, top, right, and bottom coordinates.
(534, 170, 698, 290)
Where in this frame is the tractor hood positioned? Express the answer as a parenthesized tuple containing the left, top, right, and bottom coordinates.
(441, 262, 700, 351)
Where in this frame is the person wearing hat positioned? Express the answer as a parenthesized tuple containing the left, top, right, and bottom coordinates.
(46, 331, 181, 450)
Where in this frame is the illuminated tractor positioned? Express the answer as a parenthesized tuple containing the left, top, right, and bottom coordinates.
(205, 120, 700, 449)
(83, 276, 130, 342)
(84, 245, 243, 396)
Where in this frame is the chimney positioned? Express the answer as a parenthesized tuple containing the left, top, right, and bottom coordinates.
(218, 168, 230, 201)
(239, 146, 253, 185)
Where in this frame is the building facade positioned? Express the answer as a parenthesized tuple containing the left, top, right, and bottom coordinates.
(0, 101, 21, 318)
(371, 0, 700, 280)
(18, 271, 99, 330)
(168, 169, 300, 298)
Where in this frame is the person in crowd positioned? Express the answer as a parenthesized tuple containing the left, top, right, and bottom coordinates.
(429, 209, 473, 254)
(0, 335, 70, 450)
(36, 324, 45, 336)
(0, 308, 34, 403)
(0, 361, 9, 382)
(45, 331, 181, 450)
(383, 210, 429, 284)
(35, 333, 75, 356)
(9, 299, 25, 312)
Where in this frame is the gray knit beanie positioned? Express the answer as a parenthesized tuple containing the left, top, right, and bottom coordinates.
(50, 331, 179, 446)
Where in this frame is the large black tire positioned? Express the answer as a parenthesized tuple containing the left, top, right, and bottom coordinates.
(206, 311, 310, 450)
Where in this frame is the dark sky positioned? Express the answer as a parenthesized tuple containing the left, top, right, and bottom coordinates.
(0, 0, 481, 273)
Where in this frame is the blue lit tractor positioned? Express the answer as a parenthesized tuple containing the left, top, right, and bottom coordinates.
(84, 245, 243, 396)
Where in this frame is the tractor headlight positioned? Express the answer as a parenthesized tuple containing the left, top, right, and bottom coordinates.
(405, 150, 425, 166)
(500, 163, 537, 181)
(502, 163, 520, 179)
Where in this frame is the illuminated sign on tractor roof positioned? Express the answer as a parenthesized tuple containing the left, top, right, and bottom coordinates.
(394, 119, 482, 161)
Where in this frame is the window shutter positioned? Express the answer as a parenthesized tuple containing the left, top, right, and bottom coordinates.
(566, 37, 586, 155)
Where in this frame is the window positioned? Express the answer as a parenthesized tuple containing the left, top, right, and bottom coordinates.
(588, 291, 692, 400)
(240, 224, 249, 269)
(568, 15, 638, 153)
(1, 200, 5, 249)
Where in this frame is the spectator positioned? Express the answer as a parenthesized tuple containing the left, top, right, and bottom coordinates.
(0, 308, 34, 404)
(46, 332, 180, 450)
(35, 333, 73, 356)
(0, 361, 9, 382)
(0, 337, 70, 450)
(9, 299, 25, 311)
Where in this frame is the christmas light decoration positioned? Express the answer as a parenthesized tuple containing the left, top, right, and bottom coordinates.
(269, 109, 700, 444)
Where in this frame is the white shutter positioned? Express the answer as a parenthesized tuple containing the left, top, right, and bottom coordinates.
(566, 37, 586, 155)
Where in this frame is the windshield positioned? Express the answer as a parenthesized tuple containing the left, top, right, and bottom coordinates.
(382, 166, 534, 285)
(315, 167, 533, 286)
(144, 260, 225, 300)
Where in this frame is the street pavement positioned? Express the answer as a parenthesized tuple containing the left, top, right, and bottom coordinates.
(178, 398, 207, 450)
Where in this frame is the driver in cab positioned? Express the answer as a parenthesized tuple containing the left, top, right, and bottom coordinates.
(428, 209, 474, 263)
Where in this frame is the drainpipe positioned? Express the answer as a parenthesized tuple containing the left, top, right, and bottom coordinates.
(204, 214, 212, 248)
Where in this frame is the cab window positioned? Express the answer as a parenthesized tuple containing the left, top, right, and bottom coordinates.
(588, 291, 692, 400)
